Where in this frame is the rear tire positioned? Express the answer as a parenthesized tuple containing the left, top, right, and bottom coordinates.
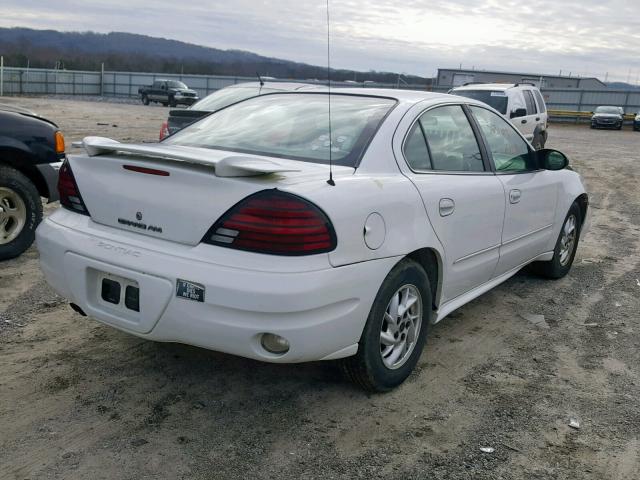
(530, 203, 581, 279)
(341, 259, 432, 392)
(142, 95, 149, 105)
(532, 132, 544, 150)
(0, 166, 43, 260)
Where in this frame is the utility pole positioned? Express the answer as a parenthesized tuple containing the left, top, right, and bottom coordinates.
(0, 56, 4, 97)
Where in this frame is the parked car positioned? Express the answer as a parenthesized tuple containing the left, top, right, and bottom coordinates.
(138, 80, 199, 107)
(633, 112, 640, 131)
(36, 90, 588, 391)
(159, 82, 317, 139)
(450, 83, 549, 150)
(591, 106, 624, 130)
(0, 104, 64, 260)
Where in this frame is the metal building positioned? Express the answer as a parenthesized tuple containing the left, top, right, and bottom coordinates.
(436, 68, 607, 90)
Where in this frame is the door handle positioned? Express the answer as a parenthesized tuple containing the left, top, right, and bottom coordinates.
(521, 119, 527, 124)
(509, 189, 522, 204)
(439, 198, 455, 217)
(536, 117, 540, 121)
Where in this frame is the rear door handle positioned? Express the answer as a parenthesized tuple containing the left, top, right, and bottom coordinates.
(439, 198, 455, 217)
(536, 117, 540, 121)
(521, 119, 527, 124)
(509, 189, 522, 204)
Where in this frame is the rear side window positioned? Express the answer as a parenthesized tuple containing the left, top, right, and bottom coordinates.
(418, 105, 484, 172)
(452, 90, 508, 114)
(523, 90, 538, 115)
(533, 90, 547, 113)
(403, 123, 431, 171)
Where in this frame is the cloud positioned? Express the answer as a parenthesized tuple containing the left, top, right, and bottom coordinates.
(1, 0, 639, 82)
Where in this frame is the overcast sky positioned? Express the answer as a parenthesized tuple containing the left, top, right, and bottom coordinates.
(2, 0, 640, 82)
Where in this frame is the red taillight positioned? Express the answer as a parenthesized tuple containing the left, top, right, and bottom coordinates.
(159, 120, 169, 140)
(203, 190, 336, 255)
(58, 160, 90, 215)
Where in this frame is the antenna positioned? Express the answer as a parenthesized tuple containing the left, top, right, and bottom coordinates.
(256, 72, 264, 94)
(326, 0, 335, 186)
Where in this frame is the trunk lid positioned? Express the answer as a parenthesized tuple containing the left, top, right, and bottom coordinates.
(69, 140, 352, 245)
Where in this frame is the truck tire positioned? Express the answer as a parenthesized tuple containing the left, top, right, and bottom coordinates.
(142, 95, 149, 106)
(169, 97, 177, 108)
(0, 165, 43, 260)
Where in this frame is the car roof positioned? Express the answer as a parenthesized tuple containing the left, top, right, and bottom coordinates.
(228, 81, 319, 91)
(451, 83, 531, 91)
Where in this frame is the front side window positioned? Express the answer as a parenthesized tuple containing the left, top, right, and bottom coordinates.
(165, 93, 396, 167)
(470, 106, 534, 172)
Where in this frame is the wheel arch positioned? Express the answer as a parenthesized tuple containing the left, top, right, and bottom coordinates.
(406, 247, 443, 312)
(0, 147, 50, 198)
(575, 193, 589, 229)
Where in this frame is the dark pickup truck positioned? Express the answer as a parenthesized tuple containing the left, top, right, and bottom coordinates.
(0, 103, 65, 260)
(138, 80, 199, 107)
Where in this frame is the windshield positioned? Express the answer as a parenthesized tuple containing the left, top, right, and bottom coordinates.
(167, 81, 188, 89)
(191, 87, 281, 112)
(452, 90, 508, 114)
(595, 106, 620, 114)
(165, 93, 396, 166)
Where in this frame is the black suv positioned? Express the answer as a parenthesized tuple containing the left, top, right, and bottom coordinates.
(591, 106, 624, 130)
(0, 104, 64, 260)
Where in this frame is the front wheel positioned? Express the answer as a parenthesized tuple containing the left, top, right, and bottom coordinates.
(341, 259, 431, 392)
(0, 166, 43, 260)
(530, 203, 581, 279)
(142, 95, 149, 105)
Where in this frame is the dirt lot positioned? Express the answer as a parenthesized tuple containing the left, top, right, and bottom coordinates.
(1, 97, 639, 480)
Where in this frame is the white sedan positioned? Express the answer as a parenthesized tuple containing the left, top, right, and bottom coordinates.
(36, 90, 589, 391)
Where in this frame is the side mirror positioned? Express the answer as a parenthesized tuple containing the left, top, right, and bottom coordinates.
(510, 108, 527, 119)
(538, 149, 569, 170)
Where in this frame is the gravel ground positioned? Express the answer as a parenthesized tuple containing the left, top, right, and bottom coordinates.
(0, 97, 639, 480)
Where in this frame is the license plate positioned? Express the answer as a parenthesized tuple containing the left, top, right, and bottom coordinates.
(176, 279, 205, 302)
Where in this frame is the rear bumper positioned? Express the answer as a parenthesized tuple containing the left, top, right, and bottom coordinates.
(36, 211, 399, 363)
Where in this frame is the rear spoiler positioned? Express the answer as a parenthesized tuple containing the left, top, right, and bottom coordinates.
(75, 136, 300, 177)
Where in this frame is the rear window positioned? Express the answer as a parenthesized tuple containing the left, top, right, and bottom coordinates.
(191, 87, 280, 112)
(452, 90, 508, 114)
(165, 93, 396, 167)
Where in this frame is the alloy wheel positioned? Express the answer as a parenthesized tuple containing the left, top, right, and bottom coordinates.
(0, 187, 27, 245)
(380, 284, 422, 370)
(559, 214, 577, 266)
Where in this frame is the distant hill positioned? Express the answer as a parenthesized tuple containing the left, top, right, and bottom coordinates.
(0, 27, 431, 85)
(605, 81, 640, 90)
